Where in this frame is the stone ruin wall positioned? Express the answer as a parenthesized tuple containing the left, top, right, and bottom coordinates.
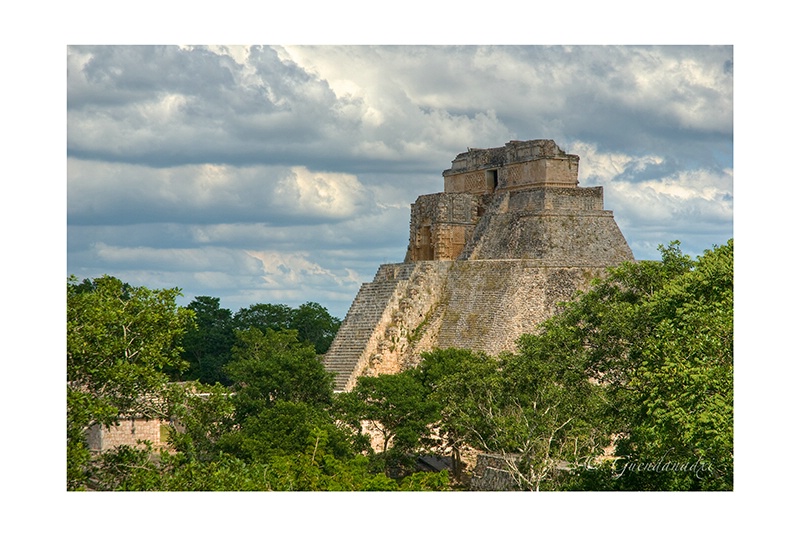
(469, 452, 522, 491)
(87, 418, 165, 452)
(434, 262, 608, 356)
(462, 191, 630, 263)
(323, 262, 451, 391)
(444, 139, 580, 193)
(324, 259, 614, 391)
(405, 193, 481, 262)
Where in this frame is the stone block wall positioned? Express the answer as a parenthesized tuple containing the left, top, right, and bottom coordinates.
(470, 453, 521, 491)
(446, 145, 506, 174)
(505, 186, 604, 213)
(434, 261, 607, 356)
(500, 158, 578, 190)
(443, 140, 579, 194)
(87, 418, 164, 452)
(405, 193, 481, 262)
(460, 188, 632, 264)
(324, 260, 611, 390)
(444, 170, 498, 194)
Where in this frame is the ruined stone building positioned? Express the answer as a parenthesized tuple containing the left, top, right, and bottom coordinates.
(323, 140, 633, 391)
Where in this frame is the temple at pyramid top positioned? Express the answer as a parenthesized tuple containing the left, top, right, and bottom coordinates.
(442, 139, 579, 194)
(405, 139, 628, 263)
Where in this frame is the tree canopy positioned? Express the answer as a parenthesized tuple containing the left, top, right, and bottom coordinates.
(66, 239, 733, 491)
(67, 275, 194, 489)
(173, 298, 342, 385)
(536, 240, 734, 490)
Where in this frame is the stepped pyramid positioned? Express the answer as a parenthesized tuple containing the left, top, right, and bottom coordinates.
(323, 140, 633, 391)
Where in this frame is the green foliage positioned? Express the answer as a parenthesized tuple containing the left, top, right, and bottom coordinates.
(233, 301, 341, 354)
(564, 240, 734, 490)
(96, 438, 411, 491)
(66, 389, 103, 489)
(233, 303, 294, 331)
(161, 451, 401, 491)
(168, 329, 356, 467)
(397, 469, 451, 491)
(178, 296, 235, 385)
(217, 401, 355, 462)
(426, 344, 608, 490)
(66, 275, 194, 490)
(175, 299, 342, 386)
(338, 371, 439, 454)
(67, 276, 194, 416)
(67, 276, 444, 491)
(406, 241, 732, 491)
(290, 302, 343, 354)
(416, 349, 501, 465)
(66, 239, 731, 492)
(225, 328, 334, 419)
(85, 443, 164, 491)
(165, 382, 236, 462)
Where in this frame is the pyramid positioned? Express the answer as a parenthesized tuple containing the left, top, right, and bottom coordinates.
(323, 140, 633, 391)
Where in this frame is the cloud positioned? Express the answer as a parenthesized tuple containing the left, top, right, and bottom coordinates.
(569, 141, 732, 258)
(66, 45, 733, 318)
(245, 250, 359, 288)
(68, 45, 342, 167)
(93, 243, 263, 274)
(67, 158, 375, 225)
(68, 45, 732, 177)
(277, 45, 732, 157)
(276, 166, 371, 220)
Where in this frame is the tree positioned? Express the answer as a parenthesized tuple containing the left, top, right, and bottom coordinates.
(233, 302, 342, 354)
(233, 303, 294, 332)
(553, 240, 734, 490)
(224, 327, 334, 419)
(67, 275, 194, 490)
(335, 370, 441, 478)
(491, 338, 611, 490)
(178, 296, 235, 385)
(413, 348, 499, 478)
(165, 382, 236, 463)
(216, 400, 355, 463)
(602, 240, 733, 490)
(419, 241, 732, 491)
(340, 372, 439, 454)
(429, 344, 608, 490)
(290, 302, 342, 354)
(177, 299, 342, 385)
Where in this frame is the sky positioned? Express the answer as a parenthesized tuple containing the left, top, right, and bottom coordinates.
(67, 44, 733, 320)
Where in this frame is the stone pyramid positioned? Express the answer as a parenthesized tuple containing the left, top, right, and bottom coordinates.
(323, 140, 633, 391)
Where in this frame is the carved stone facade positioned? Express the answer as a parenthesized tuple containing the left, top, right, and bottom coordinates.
(405, 193, 480, 261)
(443, 139, 579, 194)
(324, 140, 633, 392)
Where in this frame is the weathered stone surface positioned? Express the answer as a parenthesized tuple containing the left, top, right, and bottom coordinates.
(469, 453, 521, 491)
(87, 418, 165, 452)
(323, 140, 634, 391)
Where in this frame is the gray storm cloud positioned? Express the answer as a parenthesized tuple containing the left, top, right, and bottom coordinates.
(67, 45, 733, 318)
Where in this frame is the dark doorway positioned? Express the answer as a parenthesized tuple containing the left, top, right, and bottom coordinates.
(418, 225, 433, 260)
(486, 169, 498, 191)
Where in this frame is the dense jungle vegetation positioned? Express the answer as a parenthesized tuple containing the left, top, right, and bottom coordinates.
(67, 240, 732, 491)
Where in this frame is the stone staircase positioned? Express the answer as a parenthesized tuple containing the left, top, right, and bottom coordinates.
(323, 263, 416, 391)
